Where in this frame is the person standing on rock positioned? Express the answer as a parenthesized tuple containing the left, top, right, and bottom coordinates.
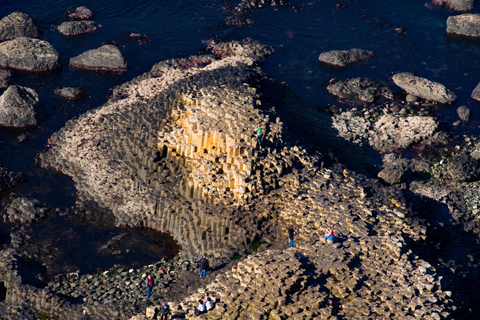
(159, 302, 170, 320)
(288, 225, 296, 248)
(198, 255, 209, 278)
(255, 126, 263, 147)
(145, 274, 154, 299)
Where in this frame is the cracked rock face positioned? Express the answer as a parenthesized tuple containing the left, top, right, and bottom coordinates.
(0, 37, 60, 72)
(0, 12, 40, 41)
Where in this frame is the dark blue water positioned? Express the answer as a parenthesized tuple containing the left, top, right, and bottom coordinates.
(2, 0, 480, 272)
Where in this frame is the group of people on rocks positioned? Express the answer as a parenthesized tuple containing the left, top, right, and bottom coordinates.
(288, 225, 337, 248)
(195, 292, 215, 316)
(144, 274, 171, 319)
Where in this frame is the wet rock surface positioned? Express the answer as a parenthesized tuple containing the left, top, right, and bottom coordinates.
(0, 165, 27, 194)
(0, 85, 44, 127)
(56, 21, 101, 36)
(392, 72, 457, 104)
(1, 195, 53, 224)
(446, 13, 480, 37)
(0, 37, 60, 72)
(0, 70, 14, 89)
(54, 86, 89, 101)
(318, 48, 373, 68)
(69, 44, 127, 72)
(0, 12, 40, 42)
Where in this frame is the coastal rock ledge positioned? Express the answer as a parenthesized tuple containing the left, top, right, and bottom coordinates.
(3, 40, 453, 319)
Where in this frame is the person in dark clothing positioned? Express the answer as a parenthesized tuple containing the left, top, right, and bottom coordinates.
(288, 225, 295, 248)
(159, 302, 170, 320)
(198, 255, 209, 278)
(145, 274, 154, 299)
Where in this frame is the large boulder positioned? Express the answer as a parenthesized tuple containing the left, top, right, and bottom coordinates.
(326, 78, 393, 103)
(0, 12, 40, 41)
(447, 152, 480, 182)
(0, 69, 14, 89)
(0, 85, 44, 127)
(471, 82, 480, 101)
(65, 6, 94, 20)
(54, 86, 89, 101)
(446, 13, 480, 37)
(0, 37, 60, 72)
(56, 21, 101, 36)
(318, 48, 373, 68)
(392, 72, 457, 104)
(69, 44, 128, 72)
(433, 0, 475, 11)
(457, 105, 472, 122)
(2, 195, 53, 224)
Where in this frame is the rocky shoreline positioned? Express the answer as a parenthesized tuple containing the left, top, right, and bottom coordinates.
(1, 4, 480, 320)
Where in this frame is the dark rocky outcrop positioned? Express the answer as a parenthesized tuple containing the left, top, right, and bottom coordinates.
(457, 105, 472, 122)
(0, 85, 44, 127)
(0, 37, 60, 72)
(69, 44, 128, 72)
(0, 12, 40, 42)
(433, 0, 476, 11)
(0, 69, 14, 89)
(0, 165, 27, 194)
(447, 152, 480, 182)
(447, 13, 480, 37)
(326, 77, 393, 103)
(392, 72, 457, 104)
(55, 21, 101, 36)
(65, 6, 94, 20)
(318, 48, 373, 67)
(54, 86, 89, 101)
(378, 155, 410, 185)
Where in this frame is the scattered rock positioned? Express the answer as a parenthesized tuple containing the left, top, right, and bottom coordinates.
(65, 6, 94, 20)
(0, 165, 28, 194)
(433, 0, 475, 11)
(69, 44, 128, 72)
(56, 21, 101, 36)
(326, 77, 393, 103)
(0, 69, 14, 89)
(0, 12, 40, 41)
(446, 13, 480, 37)
(318, 48, 373, 67)
(447, 152, 479, 182)
(0, 37, 60, 72)
(392, 72, 457, 104)
(457, 105, 472, 122)
(378, 155, 410, 185)
(54, 87, 89, 101)
(405, 94, 418, 103)
(0, 85, 44, 127)
(471, 82, 480, 102)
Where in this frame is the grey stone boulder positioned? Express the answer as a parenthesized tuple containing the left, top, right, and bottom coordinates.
(0, 85, 44, 127)
(56, 21, 101, 36)
(447, 13, 480, 37)
(0, 12, 40, 41)
(54, 86, 89, 101)
(378, 155, 410, 185)
(318, 48, 373, 68)
(457, 105, 472, 122)
(447, 152, 479, 182)
(392, 72, 457, 104)
(66, 6, 94, 20)
(471, 82, 480, 101)
(0, 37, 60, 72)
(433, 0, 475, 11)
(327, 78, 393, 103)
(0, 69, 14, 89)
(69, 44, 128, 72)
(0, 165, 28, 194)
